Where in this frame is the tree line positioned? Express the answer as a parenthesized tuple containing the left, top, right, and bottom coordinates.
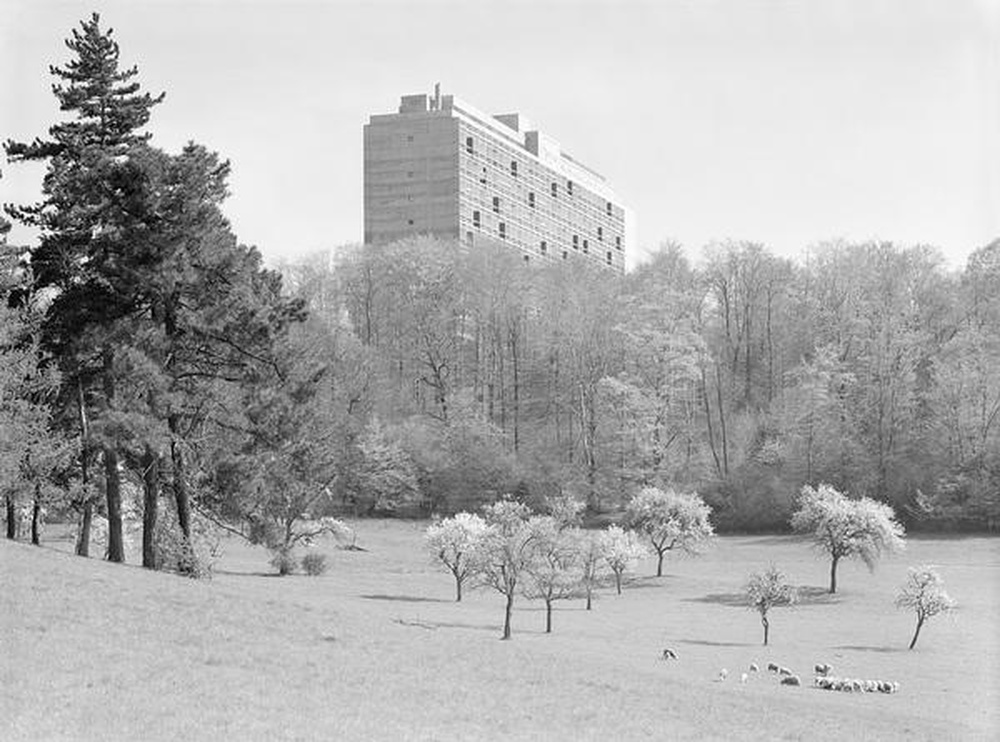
(281, 230, 999, 532)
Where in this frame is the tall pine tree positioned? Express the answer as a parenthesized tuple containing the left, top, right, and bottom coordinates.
(5, 13, 164, 562)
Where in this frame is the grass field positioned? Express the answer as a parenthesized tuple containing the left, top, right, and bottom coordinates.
(2, 522, 998, 741)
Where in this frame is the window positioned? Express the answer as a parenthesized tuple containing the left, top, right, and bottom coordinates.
(523, 254, 530, 264)
(466, 231, 474, 246)
(528, 192, 535, 208)
(597, 226, 603, 241)
(407, 134, 414, 143)
(492, 196, 500, 214)
(510, 160, 518, 176)
(407, 219, 414, 226)
(466, 136, 474, 154)
(480, 167, 487, 185)
(498, 222, 506, 239)
(607, 201, 613, 215)
(606, 251, 612, 265)
(540, 240, 547, 254)
(562, 250, 568, 260)
(472, 210, 481, 228)
(583, 239, 589, 254)
(551, 182, 558, 197)
(572, 235, 579, 249)
(407, 171, 414, 178)
(567, 180, 574, 195)
(615, 235, 621, 250)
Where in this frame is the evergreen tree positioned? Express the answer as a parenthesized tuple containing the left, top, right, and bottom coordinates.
(4, 13, 165, 562)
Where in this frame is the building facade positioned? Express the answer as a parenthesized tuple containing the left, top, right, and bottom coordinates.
(364, 87, 629, 272)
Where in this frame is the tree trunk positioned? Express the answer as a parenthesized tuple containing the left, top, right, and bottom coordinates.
(586, 587, 592, 611)
(104, 445, 124, 562)
(77, 503, 92, 557)
(5, 494, 15, 539)
(545, 599, 553, 633)
(141, 447, 159, 569)
(102, 349, 124, 563)
(657, 550, 664, 577)
(615, 571, 622, 595)
(502, 591, 515, 640)
(908, 617, 924, 650)
(455, 574, 462, 602)
(76, 380, 92, 557)
(169, 414, 191, 541)
(829, 554, 840, 594)
(31, 483, 41, 546)
(762, 614, 769, 646)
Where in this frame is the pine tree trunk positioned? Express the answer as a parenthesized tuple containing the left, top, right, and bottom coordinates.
(6, 494, 16, 540)
(77, 502, 92, 557)
(829, 555, 840, 594)
(169, 415, 190, 541)
(502, 591, 515, 640)
(31, 483, 41, 546)
(104, 445, 124, 562)
(908, 617, 924, 650)
(76, 379, 92, 557)
(141, 447, 158, 569)
(103, 349, 124, 563)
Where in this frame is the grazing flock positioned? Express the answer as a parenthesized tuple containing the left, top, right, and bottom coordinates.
(660, 650, 900, 694)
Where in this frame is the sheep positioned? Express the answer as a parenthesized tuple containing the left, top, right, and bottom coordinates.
(661, 648, 679, 660)
(748, 663, 759, 673)
(780, 675, 802, 686)
(767, 662, 780, 673)
(778, 666, 793, 676)
(740, 673, 749, 684)
(717, 668, 729, 681)
(814, 663, 832, 676)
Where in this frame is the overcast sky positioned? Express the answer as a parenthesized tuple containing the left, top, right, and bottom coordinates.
(2, 0, 998, 270)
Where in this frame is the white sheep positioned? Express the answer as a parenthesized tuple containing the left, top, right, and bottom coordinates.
(740, 672, 748, 684)
(749, 663, 759, 673)
(767, 662, 779, 673)
(778, 666, 793, 676)
(661, 648, 678, 660)
(718, 668, 728, 681)
(814, 663, 832, 675)
(780, 675, 802, 686)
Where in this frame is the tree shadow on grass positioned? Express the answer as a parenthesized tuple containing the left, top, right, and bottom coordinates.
(393, 617, 498, 633)
(685, 592, 746, 608)
(678, 638, 756, 648)
(833, 645, 903, 654)
(361, 593, 452, 603)
(795, 586, 843, 606)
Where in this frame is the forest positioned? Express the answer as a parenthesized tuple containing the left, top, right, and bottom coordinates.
(2, 15, 998, 578)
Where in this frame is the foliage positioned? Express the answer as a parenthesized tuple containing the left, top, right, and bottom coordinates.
(522, 516, 582, 632)
(350, 419, 420, 515)
(269, 548, 298, 576)
(895, 565, 956, 649)
(791, 483, 906, 593)
(745, 564, 796, 645)
(425, 511, 489, 601)
(576, 529, 609, 610)
(626, 486, 713, 576)
(478, 497, 536, 639)
(301, 551, 329, 576)
(599, 525, 647, 594)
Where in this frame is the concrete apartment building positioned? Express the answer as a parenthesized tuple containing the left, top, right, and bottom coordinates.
(363, 86, 629, 272)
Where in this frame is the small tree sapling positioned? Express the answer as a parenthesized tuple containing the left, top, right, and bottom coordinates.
(895, 566, 956, 650)
(425, 512, 488, 601)
(745, 565, 797, 645)
(600, 525, 647, 594)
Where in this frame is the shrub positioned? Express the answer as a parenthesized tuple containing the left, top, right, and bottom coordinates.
(301, 551, 329, 576)
(270, 548, 298, 576)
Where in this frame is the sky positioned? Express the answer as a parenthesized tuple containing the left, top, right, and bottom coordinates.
(2, 0, 998, 270)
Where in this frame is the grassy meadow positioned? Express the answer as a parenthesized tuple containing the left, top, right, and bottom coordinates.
(2, 522, 998, 741)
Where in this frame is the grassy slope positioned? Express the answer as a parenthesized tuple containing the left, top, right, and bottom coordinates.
(1, 522, 998, 741)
